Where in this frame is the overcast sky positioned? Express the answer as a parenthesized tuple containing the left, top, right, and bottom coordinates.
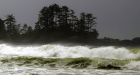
(0, 0, 140, 40)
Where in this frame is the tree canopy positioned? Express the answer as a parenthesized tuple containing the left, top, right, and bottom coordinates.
(0, 4, 99, 43)
(35, 4, 98, 41)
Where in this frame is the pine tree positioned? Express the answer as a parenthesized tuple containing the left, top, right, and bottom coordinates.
(5, 14, 20, 40)
(0, 19, 6, 39)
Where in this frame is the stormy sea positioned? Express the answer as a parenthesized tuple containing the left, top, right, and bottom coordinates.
(0, 43, 140, 75)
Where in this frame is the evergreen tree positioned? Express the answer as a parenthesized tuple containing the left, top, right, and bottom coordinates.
(26, 26, 33, 38)
(20, 24, 28, 35)
(5, 14, 20, 40)
(36, 4, 99, 41)
(58, 6, 75, 32)
(0, 19, 6, 39)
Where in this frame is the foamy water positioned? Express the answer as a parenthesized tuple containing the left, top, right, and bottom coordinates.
(0, 44, 140, 75)
(0, 44, 139, 59)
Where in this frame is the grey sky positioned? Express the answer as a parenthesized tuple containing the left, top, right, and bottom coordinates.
(0, 0, 140, 40)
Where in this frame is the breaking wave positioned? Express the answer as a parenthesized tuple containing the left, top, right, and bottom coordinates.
(0, 44, 139, 59)
(0, 43, 140, 75)
(125, 61, 140, 70)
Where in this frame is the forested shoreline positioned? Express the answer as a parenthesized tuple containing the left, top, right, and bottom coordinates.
(0, 4, 140, 46)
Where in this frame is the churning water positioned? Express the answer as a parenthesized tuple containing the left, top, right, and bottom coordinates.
(0, 43, 140, 75)
(0, 44, 139, 59)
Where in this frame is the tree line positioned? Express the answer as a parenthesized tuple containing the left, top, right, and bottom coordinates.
(0, 4, 99, 43)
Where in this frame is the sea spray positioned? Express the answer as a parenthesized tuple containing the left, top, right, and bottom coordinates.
(0, 44, 139, 59)
(125, 61, 140, 70)
(0, 44, 140, 75)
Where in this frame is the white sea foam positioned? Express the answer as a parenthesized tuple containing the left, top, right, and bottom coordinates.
(125, 61, 140, 70)
(0, 44, 139, 59)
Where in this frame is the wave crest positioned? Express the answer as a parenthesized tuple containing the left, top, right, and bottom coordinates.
(0, 44, 139, 59)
